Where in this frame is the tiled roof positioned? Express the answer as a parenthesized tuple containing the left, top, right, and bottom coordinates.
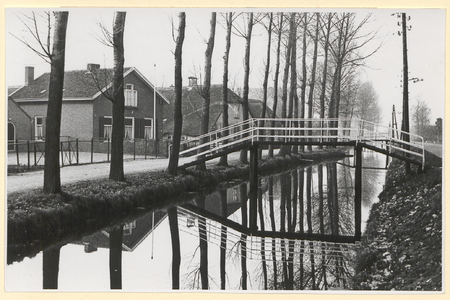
(248, 99, 275, 118)
(11, 67, 133, 100)
(160, 84, 245, 136)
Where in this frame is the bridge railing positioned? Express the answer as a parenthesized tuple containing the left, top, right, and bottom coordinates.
(349, 118, 425, 168)
(178, 117, 425, 168)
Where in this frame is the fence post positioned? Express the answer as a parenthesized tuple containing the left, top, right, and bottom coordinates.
(68, 140, 72, 165)
(60, 141, 64, 167)
(145, 139, 147, 160)
(107, 138, 110, 162)
(34, 143, 37, 166)
(91, 138, 94, 163)
(15, 139, 19, 166)
(76, 139, 79, 165)
(27, 140, 30, 170)
(133, 139, 136, 160)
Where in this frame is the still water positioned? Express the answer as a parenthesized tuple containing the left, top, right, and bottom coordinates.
(6, 152, 386, 291)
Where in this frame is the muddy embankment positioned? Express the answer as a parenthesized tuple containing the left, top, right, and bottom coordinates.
(353, 155, 442, 291)
(8, 148, 346, 264)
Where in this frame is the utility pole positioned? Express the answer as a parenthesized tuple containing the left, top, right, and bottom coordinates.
(396, 12, 411, 174)
(401, 13, 410, 142)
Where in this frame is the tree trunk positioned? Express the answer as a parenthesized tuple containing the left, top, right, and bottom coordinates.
(42, 244, 63, 289)
(300, 13, 308, 153)
(319, 14, 332, 149)
(219, 189, 228, 289)
(109, 225, 123, 289)
(260, 13, 273, 158)
(307, 13, 319, 151)
(168, 207, 180, 289)
(279, 14, 293, 157)
(269, 13, 283, 158)
(197, 196, 209, 289)
(109, 12, 127, 181)
(268, 176, 278, 288)
(167, 12, 186, 175)
(240, 12, 253, 164)
(288, 13, 298, 154)
(257, 179, 268, 289)
(197, 12, 216, 170)
(240, 183, 248, 290)
(43, 11, 69, 194)
(219, 12, 233, 166)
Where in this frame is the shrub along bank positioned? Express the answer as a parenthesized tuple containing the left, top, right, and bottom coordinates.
(352, 159, 442, 290)
(7, 149, 346, 264)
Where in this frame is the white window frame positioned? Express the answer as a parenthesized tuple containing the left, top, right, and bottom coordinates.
(35, 116, 43, 140)
(103, 116, 112, 141)
(124, 117, 134, 140)
(144, 118, 154, 140)
(125, 84, 138, 107)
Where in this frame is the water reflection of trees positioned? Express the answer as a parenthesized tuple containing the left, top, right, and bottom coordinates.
(40, 155, 379, 291)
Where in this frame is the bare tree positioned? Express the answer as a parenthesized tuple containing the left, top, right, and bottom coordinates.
(167, 12, 186, 175)
(109, 12, 127, 181)
(318, 13, 333, 149)
(279, 12, 295, 156)
(269, 13, 284, 157)
(307, 13, 320, 151)
(218, 12, 234, 166)
(197, 12, 217, 170)
(412, 98, 431, 138)
(355, 81, 381, 123)
(43, 12, 69, 193)
(261, 13, 273, 123)
(258, 13, 273, 158)
(13, 11, 69, 194)
(241, 12, 253, 164)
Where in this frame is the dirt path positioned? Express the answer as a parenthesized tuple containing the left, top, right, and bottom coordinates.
(7, 152, 244, 195)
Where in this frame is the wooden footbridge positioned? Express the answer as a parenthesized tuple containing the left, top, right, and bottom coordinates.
(176, 117, 425, 242)
(178, 118, 425, 169)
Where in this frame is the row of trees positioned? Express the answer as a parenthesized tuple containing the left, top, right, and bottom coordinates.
(168, 12, 381, 172)
(18, 10, 382, 192)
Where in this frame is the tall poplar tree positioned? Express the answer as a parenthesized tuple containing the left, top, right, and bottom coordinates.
(197, 12, 216, 170)
(167, 12, 186, 175)
(109, 11, 127, 181)
(43, 11, 69, 193)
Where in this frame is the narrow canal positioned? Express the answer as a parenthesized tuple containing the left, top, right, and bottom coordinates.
(6, 151, 386, 291)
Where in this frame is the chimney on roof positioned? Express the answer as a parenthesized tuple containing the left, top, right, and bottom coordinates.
(25, 66, 34, 86)
(87, 63, 100, 73)
(188, 76, 198, 87)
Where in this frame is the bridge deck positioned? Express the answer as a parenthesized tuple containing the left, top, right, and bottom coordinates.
(176, 118, 425, 169)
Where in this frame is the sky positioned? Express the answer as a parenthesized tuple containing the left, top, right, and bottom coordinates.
(5, 8, 446, 126)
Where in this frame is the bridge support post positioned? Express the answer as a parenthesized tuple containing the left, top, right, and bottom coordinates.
(354, 143, 362, 241)
(249, 144, 259, 231)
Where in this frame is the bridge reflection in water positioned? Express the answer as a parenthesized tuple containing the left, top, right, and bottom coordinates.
(7, 152, 387, 291)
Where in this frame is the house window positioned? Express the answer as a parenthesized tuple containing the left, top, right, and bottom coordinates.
(144, 118, 154, 140)
(125, 117, 134, 140)
(35, 116, 43, 140)
(104, 116, 112, 140)
(125, 84, 138, 107)
(123, 221, 136, 235)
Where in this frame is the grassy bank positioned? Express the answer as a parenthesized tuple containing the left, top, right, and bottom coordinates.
(7, 149, 345, 264)
(352, 159, 442, 290)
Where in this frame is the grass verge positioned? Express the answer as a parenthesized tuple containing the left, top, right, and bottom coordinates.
(352, 159, 442, 290)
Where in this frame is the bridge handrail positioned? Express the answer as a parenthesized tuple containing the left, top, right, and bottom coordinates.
(177, 117, 425, 169)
